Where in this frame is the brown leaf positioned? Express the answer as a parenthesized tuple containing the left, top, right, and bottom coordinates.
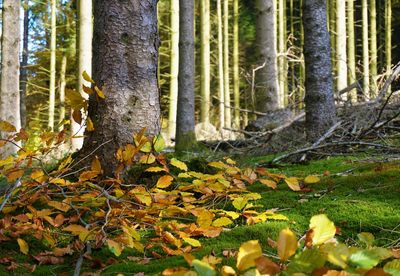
(33, 254, 64, 265)
(72, 109, 82, 124)
(255, 256, 281, 275)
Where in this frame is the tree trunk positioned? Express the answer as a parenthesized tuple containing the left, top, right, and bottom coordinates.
(385, 0, 392, 94)
(302, 0, 337, 142)
(278, 0, 286, 107)
(362, 0, 369, 99)
(20, 0, 29, 129)
(223, 0, 231, 130)
(369, 0, 377, 96)
(72, 0, 93, 150)
(81, 0, 161, 175)
(168, 0, 179, 140)
(58, 54, 67, 131)
(217, 0, 225, 131)
(232, 0, 240, 129)
(336, 0, 347, 98)
(0, 0, 21, 157)
(176, 0, 196, 151)
(255, 0, 280, 113)
(347, 0, 356, 102)
(48, 0, 57, 131)
(200, 0, 210, 124)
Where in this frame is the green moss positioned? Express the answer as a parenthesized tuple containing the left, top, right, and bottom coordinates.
(174, 131, 199, 153)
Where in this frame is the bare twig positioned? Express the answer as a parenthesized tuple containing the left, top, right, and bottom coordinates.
(0, 178, 21, 212)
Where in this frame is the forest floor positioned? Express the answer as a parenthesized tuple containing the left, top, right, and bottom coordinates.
(0, 154, 400, 275)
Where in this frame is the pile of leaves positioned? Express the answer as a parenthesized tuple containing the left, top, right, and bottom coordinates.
(0, 123, 321, 271)
(163, 214, 400, 275)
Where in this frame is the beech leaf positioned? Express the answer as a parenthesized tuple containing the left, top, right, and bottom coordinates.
(156, 175, 174, 189)
(170, 158, 188, 171)
(17, 238, 29, 255)
(309, 214, 336, 245)
(236, 240, 262, 271)
(277, 228, 298, 261)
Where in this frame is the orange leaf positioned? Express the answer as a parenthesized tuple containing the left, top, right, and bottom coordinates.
(156, 175, 174, 189)
(259, 178, 277, 189)
(79, 170, 99, 181)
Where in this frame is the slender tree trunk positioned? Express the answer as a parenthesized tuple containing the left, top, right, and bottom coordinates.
(200, 0, 210, 124)
(176, 0, 196, 151)
(81, 0, 161, 175)
(369, 0, 377, 97)
(299, 0, 305, 110)
(385, 0, 392, 94)
(255, 0, 279, 113)
(72, 0, 93, 150)
(347, 0, 356, 102)
(168, 0, 179, 140)
(303, 0, 337, 142)
(362, 0, 369, 98)
(58, 54, 67, 131)
(232, 0, 240, 129)
(329, 0, 336, 80)
(336, 0, 347, 98)
(223, 0, 231, 129)
(278, 0, 286, 107)
(0, 0, 21, 157)
(48, 0, 57, 131)
(20, 0, 29, 129)
(217, 0, 225, 131)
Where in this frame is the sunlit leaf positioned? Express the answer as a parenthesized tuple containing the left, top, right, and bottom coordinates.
(153, 134, 165, 152)
(94, 86, 105, 99)
(285, 177, 301, 191)
(145, 166, 165, 173)
(156, 175, 174, 189)
(212, 217, 233, 227)
(232, 197, 248, 211)
(221, 265, 236, 276)
(384, 259, 400, 275)
(277, 228, 298, 261)
(259, 178, 277, 189)
(91, 156, 102, 173)
(236, 240, 262, 271)
(304, 175, 320, 184)
(86, 117, 95, 131)
(17, 238, 29, 255)
(170, 158, 188, 171)
(0, 121, 16, 132)
(358, 232, 375, 247)
(79, 170, 99, 181)
(309, 214, 336, 245)
(63, 224, 89, 235)
(192, 260, 216, 276)
(287, 249, 325, 274)
(349, 250, 380, 269)
(320, 243, 350, 269)
(196, 209, 214, 228)
(82, 71, 95, 84)
(183, 237, 201, 247)
(58, 155, 72, 171)
(47, 201, 70, 212)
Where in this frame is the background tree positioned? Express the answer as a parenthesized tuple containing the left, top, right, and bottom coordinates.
(200, 0, 211, 124)
(0, 0, 21, 157)
(48, 0, 57, 131)
(303, 0, 337, 141)
(81, 0, 161, 174)
(20, 0, 30, 129)
(336, 0, 347, 98)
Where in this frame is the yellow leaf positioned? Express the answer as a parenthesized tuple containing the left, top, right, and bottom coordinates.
(139, 153, 156, 164)
(0, 156, 14, 167)
(86, 117, 95, 131)
(58, 155, 72, 171)
(30, 170, 47, 183)
(94, 86, 105, 99)
(225, 158, 236, 165)
(91, 157, 102, 173)
(222, 211, 240, 220)
(221, 266, 237, 276)
(153, 134, 166, 152)
(66, 88, 86, 110)
(145, 166, 165, 173)
(170, 158, 188, 171)
(304, 175, 320, 184)
(232, 197, 248, 211)
(82, 70, 95, 84)
(196, 209, 214, 228)
(6, 169, 24, 182)
(17, 238, 29, 255)
(0, 121, 16, 132)
(212, 217, 233, 227)
(156, 175, 174, 189)
(208, 161, 227, 169)
(107, 239, 123, 257)
(259, 179, 277, 189)
(48, 201, 70, 212)
(63, 224, 89, 235)
(285, 177, 301, 191)
(130, 186, 152, 206)
(79, 170, 99, 181)
(277, 228, 298, 261)
(183, 237, 201, 247)
(236, 240, 262, 271)
(309, 214, 336, 245)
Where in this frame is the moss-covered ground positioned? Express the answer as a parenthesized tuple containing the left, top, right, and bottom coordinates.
(1, 155, 399, 275)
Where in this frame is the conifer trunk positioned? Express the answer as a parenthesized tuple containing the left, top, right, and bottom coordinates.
(362, 0, 370, 98)
(217, 0, 225, 131)
(200, 0, 210, 124)
(347, 0, 356, 101)
(385, 0, 392, 94)
(48, 0, 57, 131)
(223, 0, 231, 129)
(370, 0, 377, 96)
(336, 0, 347, 97)
(233, 0, 240, 129)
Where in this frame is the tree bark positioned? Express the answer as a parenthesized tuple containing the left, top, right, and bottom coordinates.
(81, 0, 161, 175)
(20, 0, 29, 129)
(385, 0, 392, 94)
(217, 0, 225, 130)
(48, 0, 57, 131)
(347, 0, 356, 102)
(302, 0, 337, 142)
(200, 0, 210, 124)
(278, 0, 286, 107)
(58, 54, 67, 131)
(168, 0, 179, 140)
(369, 0, 377, 96)
(255, 0, 280, 113)
(72, 0, 93, 150)
(362, 0, 369, 98)
(223, 0, 231, 129)
(175, 0, 196, 151)
(0, 0, 21, 157)
(232, 0, 240, 129)
(336, 0, 347, 98)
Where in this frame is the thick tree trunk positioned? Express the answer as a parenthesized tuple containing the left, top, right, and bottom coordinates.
(48, 0, 57, 131)
(0, 0, 21, 157)
(302, 0, 337, 142)
(20, 0, 29, 129)
(217, 0, 225, 130)
(255, 0, 280, 113)
(232, 0, 240, 129)
(82, 0, 161, 174)
(72, 0, 93, 150)
(168, 0, 179, 140)
(336, 0, 347, 98)
(200, 0, 210, 124)
(176, 0, 196, 151)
